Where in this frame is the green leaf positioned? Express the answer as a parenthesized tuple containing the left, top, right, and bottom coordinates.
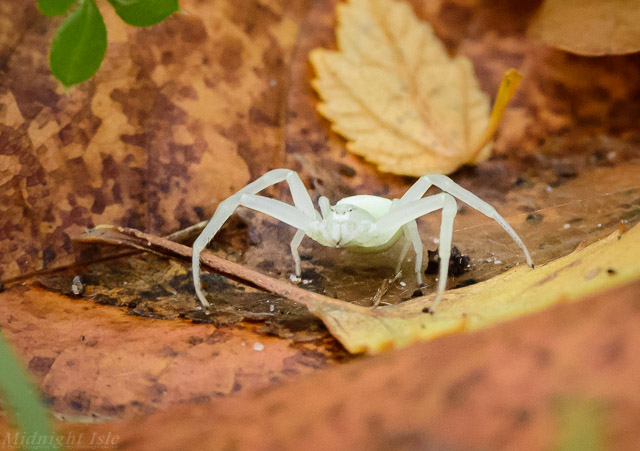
(554, 396, 606, 451)
(49, 0, 107, 87)
(0, 331, 55, 450)
(107, 0, 179, 27)
(37, 0, 77, 17)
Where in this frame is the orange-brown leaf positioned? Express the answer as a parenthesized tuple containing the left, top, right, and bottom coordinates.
(529, 0, 640, 56)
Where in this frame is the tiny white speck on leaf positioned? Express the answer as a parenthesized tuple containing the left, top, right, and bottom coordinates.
(253, 342, 264, 351)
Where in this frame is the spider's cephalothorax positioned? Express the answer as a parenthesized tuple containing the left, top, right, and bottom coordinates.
(309, 195, 398, 249)
(192, 169, 534, 312)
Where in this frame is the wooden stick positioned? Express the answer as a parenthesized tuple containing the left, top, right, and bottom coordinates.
(75, 225, 336, 311)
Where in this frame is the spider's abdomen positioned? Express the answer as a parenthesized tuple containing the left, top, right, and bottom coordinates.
(337, 195, 392, 220)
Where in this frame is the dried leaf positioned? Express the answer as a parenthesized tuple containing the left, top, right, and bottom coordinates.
(0, 285, 348, 420)
(0, 0, 310, 281)
(55, 279, 640, 450)
(310, 0, 519, 175)
(529, 0, 640, 56)
(308, 224, 640, 353)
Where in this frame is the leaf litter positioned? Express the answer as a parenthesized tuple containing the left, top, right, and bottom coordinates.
(62, 197, 640, 354)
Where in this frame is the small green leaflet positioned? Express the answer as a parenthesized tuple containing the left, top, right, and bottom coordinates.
(49, 0, 107, 87)
(107, 0, 179, 27)
(0, 331, 56, 450)
(37, 0, 77, 17)
(554, 396, 606, 451)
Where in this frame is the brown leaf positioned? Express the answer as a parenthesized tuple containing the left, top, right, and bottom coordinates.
(0, 285, 349, 420)
(528, 0, 640, 56)
(0, 0, 311, 281)
(54, 279, 640, 450)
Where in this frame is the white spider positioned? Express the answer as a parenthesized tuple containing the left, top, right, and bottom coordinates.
(192, 169, 533, 312)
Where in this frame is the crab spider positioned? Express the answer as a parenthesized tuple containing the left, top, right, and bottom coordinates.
(192, 169, 533, 312)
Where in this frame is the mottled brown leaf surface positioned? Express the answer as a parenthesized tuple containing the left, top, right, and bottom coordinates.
(0, 0, 310, 281)
(51, 280, 640, 450)
(0, 285, 349, 421)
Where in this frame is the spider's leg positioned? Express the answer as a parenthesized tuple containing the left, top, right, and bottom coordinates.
(395, 229, 412, 275)
(431, 194, 458, 312)
(290, 229, 306, 277)
(193, 169, 319, 308)
(238, 169, 317, 219)
(393, 199, 411, 275)
(397, 177, 434, 204)
(318, 196, 331, 218)
(404, 220, 424, 284)
(377, 193, 460, 310)
(398, 174, 533, 268)
(193, 192, 313, 309)
(193, 194, 245, 308)
(376, 193, 448, 234)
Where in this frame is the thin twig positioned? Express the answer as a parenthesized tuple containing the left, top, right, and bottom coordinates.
(164, 220, 208, 243)
(75, 225, 337, 311)
(2, 221, 210, 285)
(371, 271, 403, 308)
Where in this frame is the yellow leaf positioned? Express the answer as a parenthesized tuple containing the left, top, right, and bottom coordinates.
(310, 0, 519, 176)
(304, 224, 640, 353)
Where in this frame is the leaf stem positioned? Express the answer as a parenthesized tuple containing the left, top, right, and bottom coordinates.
(470, 68, 523, 161)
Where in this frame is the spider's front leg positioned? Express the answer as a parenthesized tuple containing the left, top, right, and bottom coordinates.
(290, 229, 306, 277)
(192, 169, 317, 309)
(399, 174, 534, 268)
(376, 193, 458, 310)
(396, 221, 423, 284)
(377, 173, 534, 312)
